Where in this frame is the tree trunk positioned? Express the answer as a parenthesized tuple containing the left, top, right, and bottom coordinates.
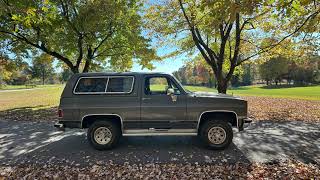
(83, 47, 93, 73)
(42, 66, 45, 85)
(71, 66, 79, 74)
(83, 59, 91, 73)
(217, 80, 227, 94)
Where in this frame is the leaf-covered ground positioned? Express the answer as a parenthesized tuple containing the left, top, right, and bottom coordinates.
(1, 96, 319, 123)
(0, 160, 319, 179)
(244, 96, 320, 123)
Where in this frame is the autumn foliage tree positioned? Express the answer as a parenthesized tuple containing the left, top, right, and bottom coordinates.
(146, 0, 320, 93)
(173, 56, 214, 87)
(0, 0, 159, 73)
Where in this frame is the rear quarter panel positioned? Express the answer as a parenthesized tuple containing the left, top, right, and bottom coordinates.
(59, 74, 141, 128)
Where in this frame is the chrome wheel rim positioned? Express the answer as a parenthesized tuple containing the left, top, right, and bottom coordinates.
(208, 127, 226, 144)
(94, 127, 112, 145)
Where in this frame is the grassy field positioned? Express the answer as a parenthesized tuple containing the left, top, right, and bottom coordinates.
(0, 84, 319, 112)
(184, 85, 320, 100)
(0, 85, 64, 111)
(0, 84, 60, 90)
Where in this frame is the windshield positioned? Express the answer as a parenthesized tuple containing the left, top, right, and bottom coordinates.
(171, 75, 192, 93)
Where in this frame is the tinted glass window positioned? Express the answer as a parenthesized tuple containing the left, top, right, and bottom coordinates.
(106, 77, 134, 93)
(145, 76, 181, 95)
(147, 77, 168, 95)
(75, 78, 107, 93)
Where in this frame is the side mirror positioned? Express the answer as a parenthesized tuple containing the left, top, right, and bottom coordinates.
(167, 88, 177, 102)
(166, 88, 174, 95)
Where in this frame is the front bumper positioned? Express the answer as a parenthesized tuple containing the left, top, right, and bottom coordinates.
(238, 117, 253, 131)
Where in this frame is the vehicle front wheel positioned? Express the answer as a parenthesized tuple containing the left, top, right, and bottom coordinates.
(87, 121, 120, 150)
(199, 120, 233, 150)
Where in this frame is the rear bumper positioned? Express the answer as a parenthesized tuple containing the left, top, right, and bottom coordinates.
(54, 120, 81, 130)
(54, 122, 65, 131)
(238, 117, 253, 131)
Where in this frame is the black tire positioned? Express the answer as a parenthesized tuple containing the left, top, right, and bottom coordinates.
(87, 120, 120, 150)
(199, 120, 233, 150)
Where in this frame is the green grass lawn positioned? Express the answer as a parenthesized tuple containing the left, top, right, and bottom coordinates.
(0, 84, 60, 90)
(0, 84, 319, 112)
(0, 85, 30, 90)
(0, 85, 64, 111)
(184, 85, 320, 101)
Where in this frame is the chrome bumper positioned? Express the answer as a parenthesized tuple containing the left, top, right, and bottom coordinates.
(243, 117, 253, 123)
(238, 117, 253, 131)
(54, 122, 65, 131)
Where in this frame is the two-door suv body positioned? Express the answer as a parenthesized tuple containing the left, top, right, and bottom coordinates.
(55, 72, 251, 150)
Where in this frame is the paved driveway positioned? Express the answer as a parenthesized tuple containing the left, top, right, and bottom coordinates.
(0, 120, 319, 166)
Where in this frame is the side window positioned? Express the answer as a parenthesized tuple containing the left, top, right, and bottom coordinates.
(145, 76, 181, 95)
(106, 77, 134, 93)
(145, 77, 169, 95)
(74, 78, 107, 93)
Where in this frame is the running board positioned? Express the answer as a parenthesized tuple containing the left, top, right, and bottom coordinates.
(122, 129, 198, 136)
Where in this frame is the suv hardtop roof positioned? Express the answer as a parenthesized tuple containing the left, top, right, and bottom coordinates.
(73, 72, 171, 77)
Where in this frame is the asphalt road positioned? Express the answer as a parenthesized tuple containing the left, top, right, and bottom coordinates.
(0, 120, 319, 166)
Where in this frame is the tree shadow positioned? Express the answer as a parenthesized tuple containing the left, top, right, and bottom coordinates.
(234, 120, 320, 165)
(0, 120, 250, 167)
(0, 106, 58, 122)
(260, 84, 318, 89)
(229, 86, 253, 91)
(1, 119, 319, 178)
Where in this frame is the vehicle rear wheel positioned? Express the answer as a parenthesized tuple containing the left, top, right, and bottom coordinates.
(87, 120, 120, 150)
(199, 120, 233, 150)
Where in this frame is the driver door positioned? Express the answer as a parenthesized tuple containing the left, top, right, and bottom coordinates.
(140, 75, 187, 129)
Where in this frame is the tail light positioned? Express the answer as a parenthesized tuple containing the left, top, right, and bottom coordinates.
(58, 109, 63, 118)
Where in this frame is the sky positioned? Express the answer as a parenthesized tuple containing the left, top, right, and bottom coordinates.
(132, 58, 185, 73)
(131, 44, 188, 73)
(122, 0, 190, 73)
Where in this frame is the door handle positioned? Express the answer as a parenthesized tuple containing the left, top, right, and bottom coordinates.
(170, 94, 177, 102)
(142, 97, 151, 101)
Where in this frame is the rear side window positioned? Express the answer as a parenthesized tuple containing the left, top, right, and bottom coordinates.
(106, 77, 134, 93)
(74, 77, 107, 93)
(74, 76, 134, 94)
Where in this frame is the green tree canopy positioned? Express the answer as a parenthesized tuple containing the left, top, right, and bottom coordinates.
(0, 0, 160, 73)
(31, 53, 54, 85)
(259, 56, 289, 85)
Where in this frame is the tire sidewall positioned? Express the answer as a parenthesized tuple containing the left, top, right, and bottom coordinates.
(87, 121, 120, 150)
(200, 120, 233, 150)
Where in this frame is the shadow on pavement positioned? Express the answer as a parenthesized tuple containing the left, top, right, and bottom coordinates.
(2, 134, 249, 166)
(1, 120, 319, 166)
(234, 121, 320, 164)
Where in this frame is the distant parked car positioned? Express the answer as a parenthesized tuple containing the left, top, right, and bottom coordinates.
(55, 72, 251, 150)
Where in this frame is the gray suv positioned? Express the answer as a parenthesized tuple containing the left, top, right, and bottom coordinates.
(55, 72, 251, 150)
